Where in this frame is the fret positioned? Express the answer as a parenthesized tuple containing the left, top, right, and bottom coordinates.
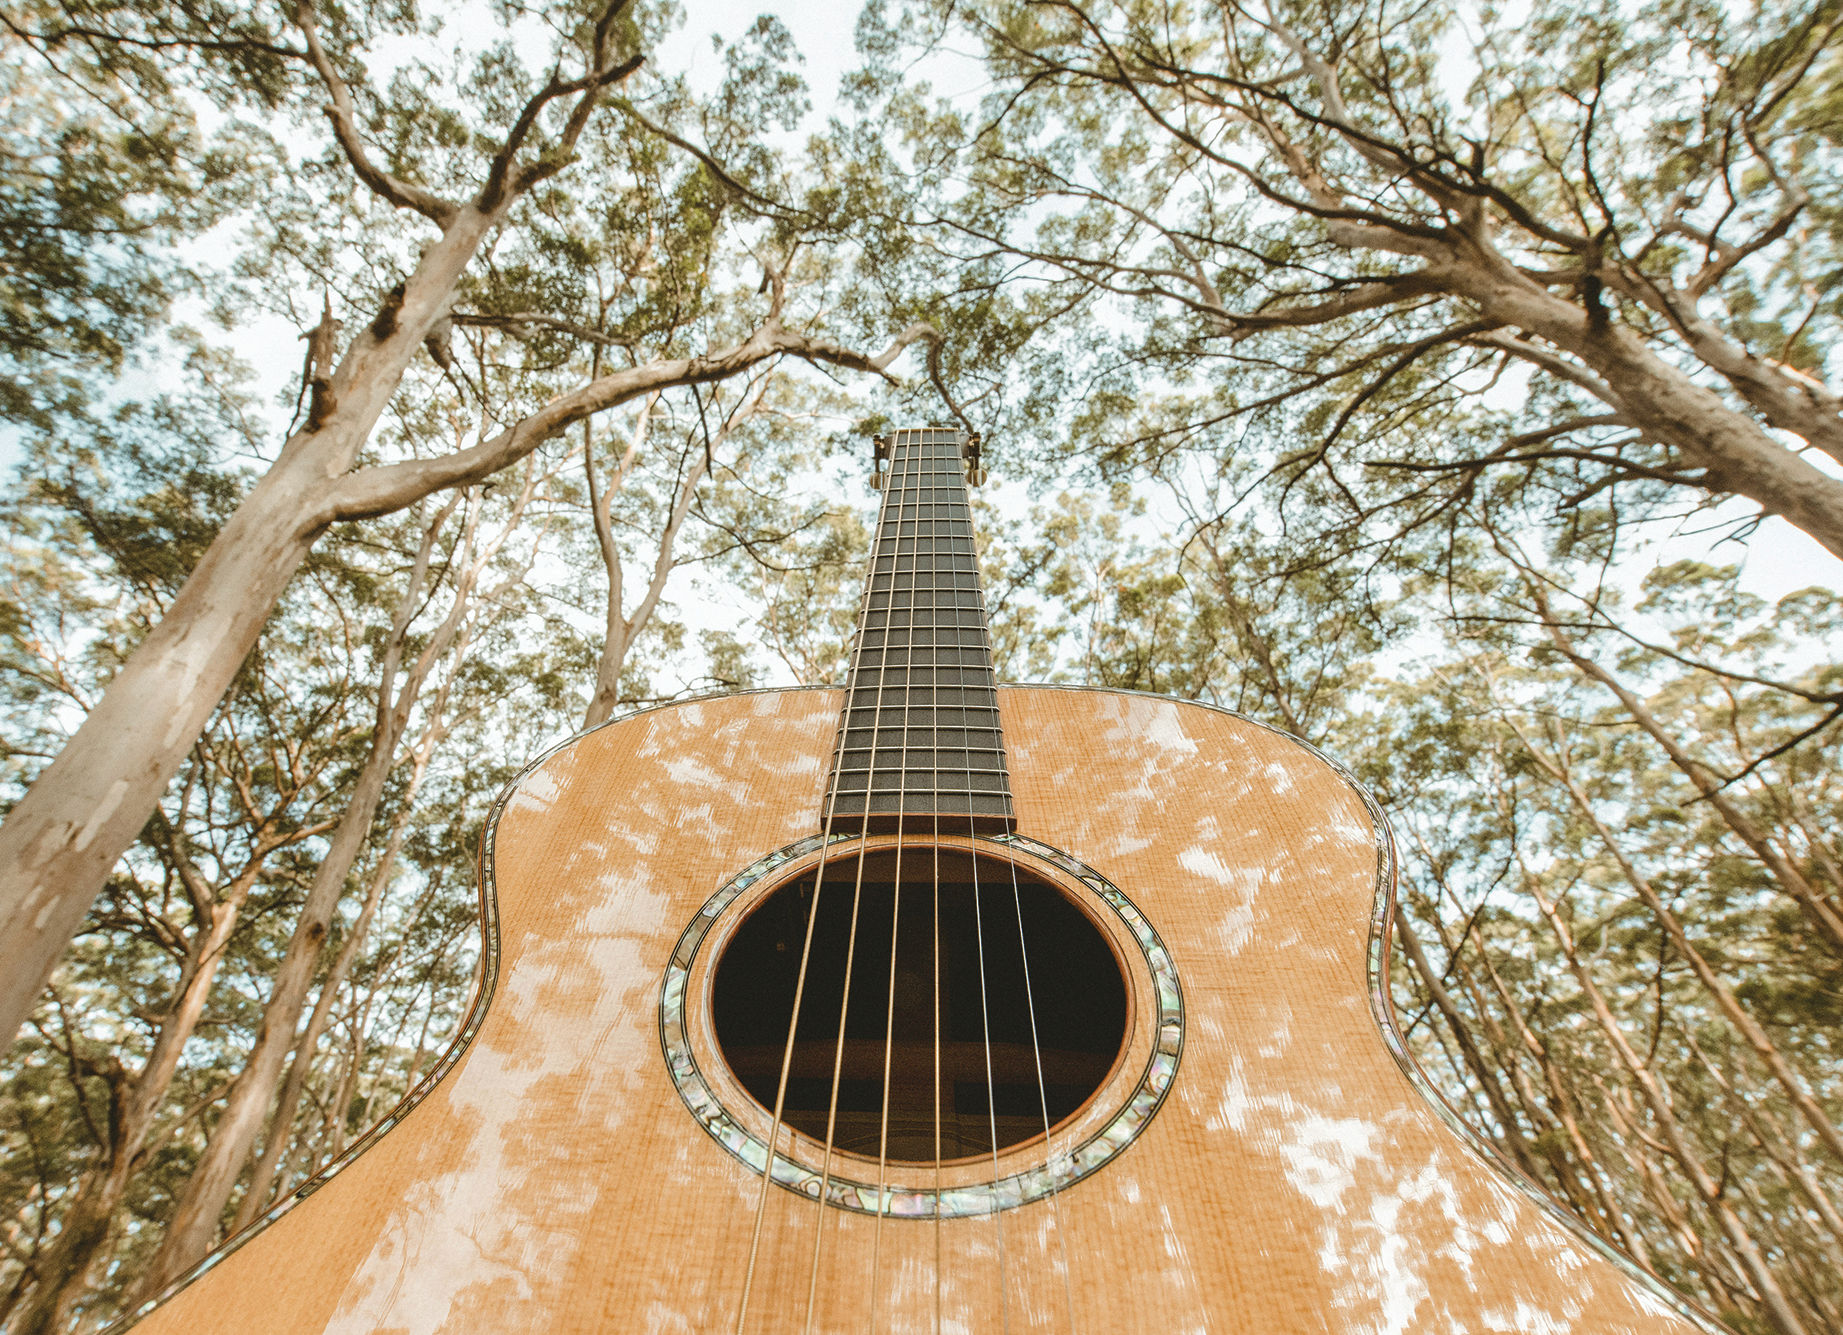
(835, 750, 1010, 771)
(824, 426, 1016, 834)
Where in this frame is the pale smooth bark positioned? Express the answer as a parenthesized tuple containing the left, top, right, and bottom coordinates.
(580, 373, 776, 727)
(6, 814, 330, 1335)
(1256, 24, 1843, 549)
(989, 17, 1843, 558)
(1520, 860, 1809, 1334)
(1677, 1026, 1843, 1260)
(229, 637, 467, 1235)
(0, 301, 931, 1054)
(0, 104, 492, 1050)
(133, 478, 545, 1297)
(1393, 911, 1546, 1182)
(0, 0, 933, 1055)
(581, 393, 659, 727)
(1508, 713, 1843, 1169)
(1466, 925, 1656, 1268)
(1521, 580, 1843, 956)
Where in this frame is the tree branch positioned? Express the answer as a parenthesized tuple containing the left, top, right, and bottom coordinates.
(479, 0, 644, 209)
(1467, 330, 1622, 405)
(1222, 270, 1443, 336)
(614, 100, 817, 223)
(324, 320, 936, 521)
(292, 0, 457, 227)
(451, 311, 637, 347)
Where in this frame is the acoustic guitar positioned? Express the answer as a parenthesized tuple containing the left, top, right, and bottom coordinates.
(124, 427, 1716, 1333)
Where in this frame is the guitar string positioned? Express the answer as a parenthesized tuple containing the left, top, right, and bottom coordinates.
(733, 701, 848, 1334)
(931, 819, 943, 1335)
(864, 804, 905, 1333)
(803, 426, 921, 1331)
(734, 426, 900, 1333)
(960, 428, 1012, 1333)
(968, 808, 1011, 1333)
(865, 429, 920, 1334)
(930, 433, 952, 1335)
(800, 793, 871, 1332)
(998, 835, 1079, 1334)
(741, 429, 1011, 1331)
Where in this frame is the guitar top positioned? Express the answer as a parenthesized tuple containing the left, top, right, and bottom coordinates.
(122, 430, 1715, 1334)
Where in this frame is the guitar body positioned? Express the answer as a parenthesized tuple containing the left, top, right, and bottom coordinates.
(128, 685, 1706, 1334)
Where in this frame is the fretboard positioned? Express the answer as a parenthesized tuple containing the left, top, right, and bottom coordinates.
(824, 427, 1016, 834)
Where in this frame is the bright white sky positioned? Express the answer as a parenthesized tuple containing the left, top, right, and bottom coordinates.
(611, 1, 1843, 606)
(6, 2, 1836, 619)
(661, 1, 859, 109)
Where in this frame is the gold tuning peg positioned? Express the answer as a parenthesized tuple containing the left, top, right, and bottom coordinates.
(871, 433, 890, 491)
(961, 431, 986, 485)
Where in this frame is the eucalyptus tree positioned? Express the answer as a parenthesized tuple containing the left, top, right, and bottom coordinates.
(1317, 525, 1843, 1333)
(851, 0, 1843, 567)
(0, 0, 933, 1053)
(0, 13, 242, 429)
(749, 504, 872, 685)
(1012, 465, 1843, 1331)
(832, 26, 1843, 1314)
(130, 466, 557, 1301)
(0, 424, 446, 1332)
(0, 382, 601, 1327)
(573, 372, 797, 727)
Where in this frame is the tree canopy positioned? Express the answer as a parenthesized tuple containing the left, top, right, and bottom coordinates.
(2, 0, 1841, 1331)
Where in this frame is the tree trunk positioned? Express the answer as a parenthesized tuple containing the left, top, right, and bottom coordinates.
(1601, 1083, 1707, 1263)
(1442, 943, 1611, 1232)
(1689, 1032, 1843, 1262)
(226, 823, 398, 1236)
(132, 709, 404, 1296)
(7, 850, 268, 1335)
(1240, 39, 1843, 561)
(230, 648, 461, 1235)
(579, 401, 646, 729)
(1524, 581, 1843, 956)
(1524, 864, 1809, 1334)
(1451, 259, 1843, 561)
(310, 867, 451, 1174)
(1515, 720, 1843, 1167)
(130, 485, 523, 1297)
(1400, 824, 1639, 1251)
(1467, 935, 1654, 1266)
(1393, 910, 1547, 1181)
(0, 199, 911, 1056)
(0, 206, 499, 1052)
(581, 375, 771, 727)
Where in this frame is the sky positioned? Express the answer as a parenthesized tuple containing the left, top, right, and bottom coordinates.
(6, 2, 1837, 621)
(660, 1, 861, 109)
(664, 3, 1843, 603)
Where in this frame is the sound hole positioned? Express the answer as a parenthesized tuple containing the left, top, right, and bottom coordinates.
(711, 848, 1128, 1163)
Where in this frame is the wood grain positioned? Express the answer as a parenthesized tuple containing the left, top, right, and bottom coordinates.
(127, 687, 1712, 1334)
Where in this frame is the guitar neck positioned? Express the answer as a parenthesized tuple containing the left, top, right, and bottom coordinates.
(824, 427, 1016, 834)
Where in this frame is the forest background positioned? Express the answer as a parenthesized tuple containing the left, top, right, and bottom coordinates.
(1, 0, 1841, 1330)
